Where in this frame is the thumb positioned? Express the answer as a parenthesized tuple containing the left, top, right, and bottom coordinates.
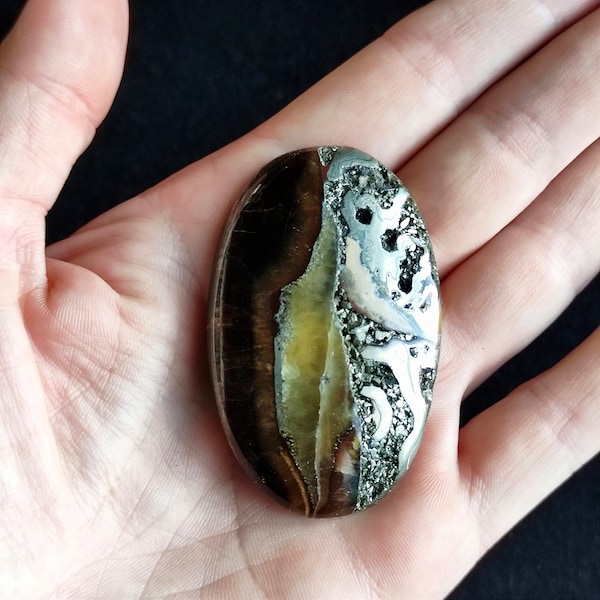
(0, 0, 128, 295)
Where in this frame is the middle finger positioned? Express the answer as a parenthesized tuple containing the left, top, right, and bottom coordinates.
(401, 7, 600, 277)
(442, 137, 600, 398)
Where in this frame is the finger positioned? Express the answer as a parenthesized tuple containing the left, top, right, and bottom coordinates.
(114, 0, 599, 286)
(259, 0, 599, 166)
(401, 6, 600, 276)
(441, 138, 600, 397)
(459, 326, 600, 552)
(0, 0, 127, 285)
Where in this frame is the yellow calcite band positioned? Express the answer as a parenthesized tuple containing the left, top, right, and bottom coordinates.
(274, 207, 353, 508)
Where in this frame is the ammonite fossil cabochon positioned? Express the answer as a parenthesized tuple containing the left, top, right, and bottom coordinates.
(209, 146, 441, 517)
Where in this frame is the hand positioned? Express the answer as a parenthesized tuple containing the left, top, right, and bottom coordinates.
(1, 0, 598, 597)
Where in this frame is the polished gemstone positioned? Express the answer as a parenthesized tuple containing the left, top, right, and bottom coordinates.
(209, 147, 441, 517)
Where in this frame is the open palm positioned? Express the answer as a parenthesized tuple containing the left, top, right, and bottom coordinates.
(2, 0, 599, 597)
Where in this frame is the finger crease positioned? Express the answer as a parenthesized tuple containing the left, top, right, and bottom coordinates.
(379, 25, 463, 118)
(0, 61, 99, 134)
(472, 101, 554, 186)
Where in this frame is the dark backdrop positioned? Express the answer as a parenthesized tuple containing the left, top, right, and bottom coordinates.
(1, 1, 598, 598)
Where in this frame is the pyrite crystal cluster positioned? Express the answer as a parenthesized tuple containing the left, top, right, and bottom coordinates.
(209, 147, 441, 517)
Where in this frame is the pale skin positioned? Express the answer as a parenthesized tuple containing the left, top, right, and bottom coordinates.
(0, 0, 599, 597)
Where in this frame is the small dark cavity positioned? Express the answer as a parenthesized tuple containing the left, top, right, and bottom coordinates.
(355, 207, 373, 225)
(398, 271, 413, 294)
(381, 228, 399, 252)
(398, 246, 425, 294)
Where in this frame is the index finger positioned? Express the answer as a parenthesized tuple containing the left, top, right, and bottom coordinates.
(146, 0, 599, 281)
(258, 0, 599, 167)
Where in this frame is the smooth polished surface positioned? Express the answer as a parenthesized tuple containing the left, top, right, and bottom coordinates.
(210, 147, 441, 516)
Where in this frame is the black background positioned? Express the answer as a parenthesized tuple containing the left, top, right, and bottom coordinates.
(1, 1, 598, 598)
